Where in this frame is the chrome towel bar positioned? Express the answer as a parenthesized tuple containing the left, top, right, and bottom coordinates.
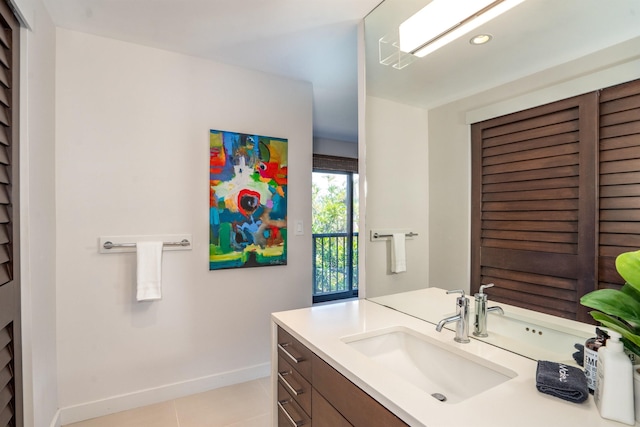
(103, 239, 191, 250)
(372, 232, 418, 239)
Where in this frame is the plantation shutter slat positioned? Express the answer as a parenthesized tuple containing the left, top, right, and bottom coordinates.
(0, 266, 9, 285)
(483, 144, 580, 166)
(0, 67, 8, 89)
(472, 93, 597, 321)
(598, 79, 640, 290)
(0, 28, 7, 50)
(0, 127, 7, 147)
(0, 322, 13, 427)
(483, 121, 580, 148)
(600, 92, 640, 114)
(0, 47, 6, 70)
(0, 107, 8, 127)
(0, 89, 7, 109)
(483, 132, 579, 157)
(482, 165, 579, 184)
(484, 176, 579, 193)
(0, 184, 8, 204)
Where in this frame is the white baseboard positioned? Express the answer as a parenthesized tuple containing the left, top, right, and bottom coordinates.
(49, 409, 61, 427)
(58, 363, 270, 425)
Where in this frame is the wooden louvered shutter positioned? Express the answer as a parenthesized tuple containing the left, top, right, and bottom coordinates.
(471, 93, 598, 322)
(598, 79, 640, 290)
(0, 1, 20, 426)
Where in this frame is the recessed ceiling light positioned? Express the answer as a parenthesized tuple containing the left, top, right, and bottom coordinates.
(470, 34, 493, 45)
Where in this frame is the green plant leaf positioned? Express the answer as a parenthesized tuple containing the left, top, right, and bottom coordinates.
(590, 311, 640, 349)
(622, 337, 640, 360)
(580, 289, 640, 327)
(590, 311, 633, 333)
(621, 282, 640, 302)
(616, 250, 640, 291)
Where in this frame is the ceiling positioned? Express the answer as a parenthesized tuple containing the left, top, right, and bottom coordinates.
(365, 0, 640, 110)
(41, 0, 640, 144)
(41, 0, 383, 143)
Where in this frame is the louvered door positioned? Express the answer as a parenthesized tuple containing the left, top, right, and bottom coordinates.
(0, 1, 20, 426)
(598, 79, 640, 290)
(471, 93, 598, 321)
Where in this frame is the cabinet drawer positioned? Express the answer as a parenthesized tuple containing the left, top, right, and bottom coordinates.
(277, 381, 311, 427)
(312, 388, 352, 427)
(278, 354, 312, 417)
(312, 353, 408, 427)
(277, 327, 313, 382)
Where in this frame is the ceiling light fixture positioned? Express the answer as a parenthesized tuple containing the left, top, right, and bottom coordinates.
(470, 34, 493, 45)
(399, 0, 525, 58)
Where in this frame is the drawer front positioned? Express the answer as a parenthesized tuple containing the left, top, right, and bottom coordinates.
(278, 354, 312, 416)
(312, 388, 352, 427)
(312, 353, 408, 427)
(277, 381, 312, 427)
(277, 327, 313, 382)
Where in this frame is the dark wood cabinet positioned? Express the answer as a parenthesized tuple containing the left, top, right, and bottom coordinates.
(276, 326, 408, 427)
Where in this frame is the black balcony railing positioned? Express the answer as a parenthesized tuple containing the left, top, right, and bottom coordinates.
(312, 232, 358, 301)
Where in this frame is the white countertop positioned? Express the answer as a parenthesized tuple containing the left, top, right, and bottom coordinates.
(272, 291, 633, 427)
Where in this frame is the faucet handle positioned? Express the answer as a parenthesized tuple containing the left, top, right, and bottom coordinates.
(446, 289, 466, 298)
(478, 283, 494, 295)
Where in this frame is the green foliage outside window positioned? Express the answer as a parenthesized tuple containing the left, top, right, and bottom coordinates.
(312, 173, 359, 295)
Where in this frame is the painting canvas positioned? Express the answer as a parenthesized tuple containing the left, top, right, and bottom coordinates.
(209, 129, 288, 270)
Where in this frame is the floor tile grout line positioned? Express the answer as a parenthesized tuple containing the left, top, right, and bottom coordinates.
(256, 375, 271, 396)
(173, 399, 181, 427)
(222, 411, 271, 427)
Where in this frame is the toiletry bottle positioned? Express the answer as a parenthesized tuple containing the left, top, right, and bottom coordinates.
(584, 327, 608, 393)
(594, 329, 635, 425)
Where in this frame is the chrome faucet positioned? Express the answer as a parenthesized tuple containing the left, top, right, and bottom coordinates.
(436, 290, 470, 343)
(473, 283, 504, 337)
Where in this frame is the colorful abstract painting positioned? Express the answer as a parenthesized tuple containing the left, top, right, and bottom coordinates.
(209, 129, 288, 270)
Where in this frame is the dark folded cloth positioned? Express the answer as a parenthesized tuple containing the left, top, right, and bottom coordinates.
(572, 343, 584, 366)
(536, 360, 588, 403)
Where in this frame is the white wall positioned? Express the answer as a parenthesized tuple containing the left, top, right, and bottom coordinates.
(55, 29, 313, 423)
(313, 136, 358, 158)
(18, 0, 59, 425)
(428, 37, 640, 293)
(364, 96, 429, 298)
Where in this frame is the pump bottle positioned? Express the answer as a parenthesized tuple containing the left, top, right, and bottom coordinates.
(594, 329, 634, 425)
(584, 327, 607, 393)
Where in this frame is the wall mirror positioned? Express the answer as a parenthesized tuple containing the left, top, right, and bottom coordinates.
(362, 0, 640, 357)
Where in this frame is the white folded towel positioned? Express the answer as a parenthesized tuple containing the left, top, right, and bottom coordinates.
(391, 233, 406, 273)
(136, 241, 163, 301)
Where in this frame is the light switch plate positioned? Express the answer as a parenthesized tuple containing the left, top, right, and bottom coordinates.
(295, 220, 304, 236)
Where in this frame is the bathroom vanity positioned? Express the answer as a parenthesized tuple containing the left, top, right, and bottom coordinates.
(272, 289, 634, 426)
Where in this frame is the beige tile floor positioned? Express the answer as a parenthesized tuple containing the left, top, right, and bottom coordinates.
(63, 377, 272, 427)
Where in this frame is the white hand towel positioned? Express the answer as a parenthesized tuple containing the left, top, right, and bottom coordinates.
(136, 241, 163, 301)
(391, 233, 406, 273)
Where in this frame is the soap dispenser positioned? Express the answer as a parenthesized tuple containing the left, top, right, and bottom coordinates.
(594, 329, 634, 425)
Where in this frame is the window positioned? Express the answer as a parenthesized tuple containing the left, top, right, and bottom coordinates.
(312, 155, 358, 303)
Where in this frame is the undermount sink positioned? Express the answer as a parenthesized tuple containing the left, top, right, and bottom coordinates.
(342, 326, 517, 404)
